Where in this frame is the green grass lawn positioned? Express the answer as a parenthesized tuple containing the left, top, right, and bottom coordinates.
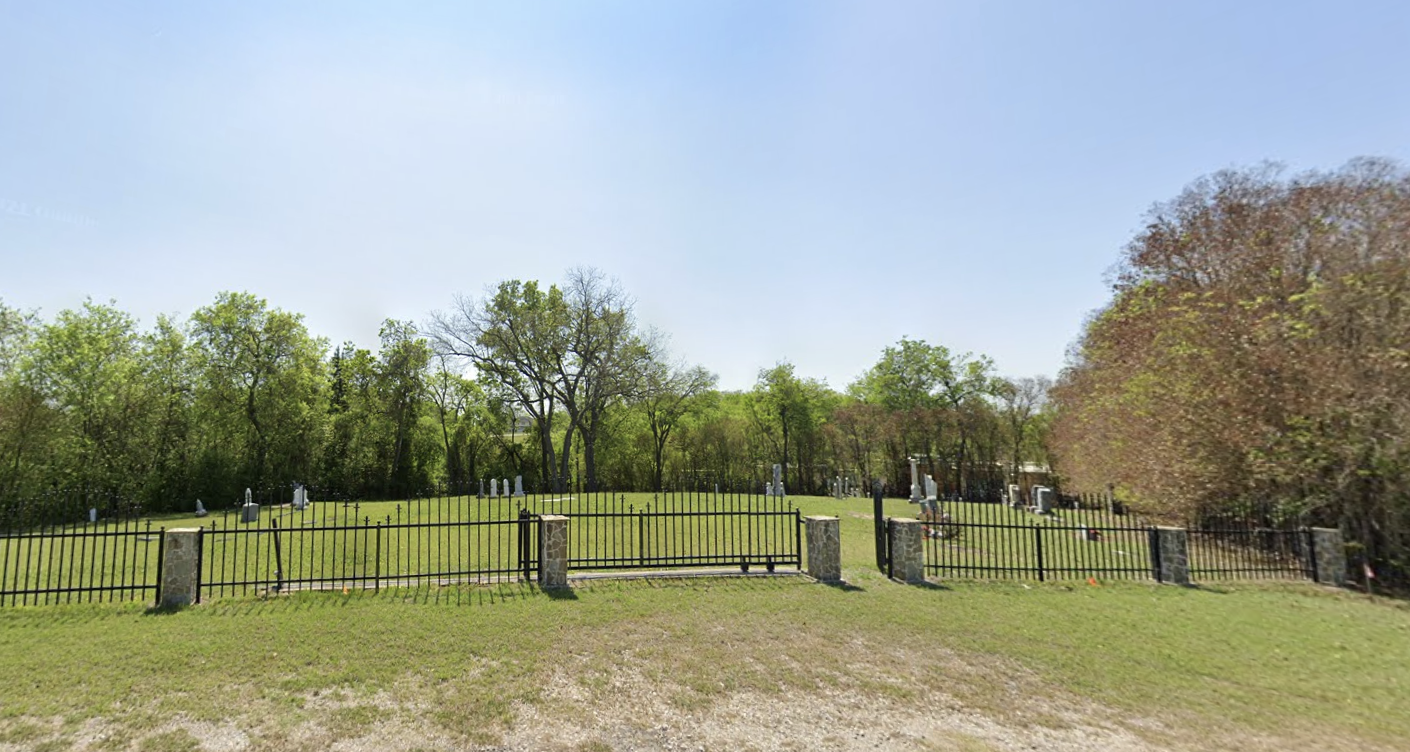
(1, 495, 1407, 751)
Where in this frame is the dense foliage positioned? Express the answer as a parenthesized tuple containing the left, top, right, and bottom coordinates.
(0, 272, 1050, 518)
(1051, 159, 1410, 583)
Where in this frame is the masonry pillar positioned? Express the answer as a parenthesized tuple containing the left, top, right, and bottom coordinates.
(159, 528, 202, 608)
(888, 518, 925, 584)
(1310, 528, 1347, 587)
(539, 515, 569, 589)
(804, 516, 841, 583)
(1150, 526, 1190, 585)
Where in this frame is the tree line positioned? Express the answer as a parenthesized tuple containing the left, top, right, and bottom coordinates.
(0, 268, 1052, 517)
(1050, 158, 1410, 585)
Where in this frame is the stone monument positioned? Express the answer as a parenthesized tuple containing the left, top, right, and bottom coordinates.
(240, 487, 260, 523)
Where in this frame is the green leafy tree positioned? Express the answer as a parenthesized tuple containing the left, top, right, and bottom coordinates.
(189, 292, 326, 498)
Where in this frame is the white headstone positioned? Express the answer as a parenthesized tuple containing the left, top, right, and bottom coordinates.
(491, 478, 499, 497)
(513, 475, 524, 497)
(924, 475, 938, 501)
(1008, 484, 1022, 508)
(88, 508, 97, 523)
(772, 464, 784, 497)
(292, 484, 307, 510)
(245, 488, 253, 505)
(503, 478, 509, 499)
(195, 499, 208, 517)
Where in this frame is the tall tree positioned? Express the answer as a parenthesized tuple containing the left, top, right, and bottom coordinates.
(430, 280, 569, 491)
(1051, 158, 1410, 583)
(26, 300, 144, 495)
(376, 319, 431, 497)
(640, 355, 717, 492)
(189, 292, 326, 496)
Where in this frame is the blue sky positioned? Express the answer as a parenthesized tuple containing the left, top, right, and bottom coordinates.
(3, 1, 1408, 391)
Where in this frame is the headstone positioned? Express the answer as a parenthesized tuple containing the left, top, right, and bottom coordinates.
(195, 499, 207, 517)
(924, 475, 938, 502)
(89, 508, 97, 523)
(491, 478, 499, 498)
(292, 484, 308, 511)
(478, 478, 485, 499)
(834, 476, 843, 499)
(908, 457, 922, 503)
(513, 475, 524, 497)
(764, 482, 772, 496)
(240, 501, 260, 523)
(771, 464, 785, 497)
(503, 478, 509, 499)
(1034, 486, 1054, 514)
(1008, 484, 1022, 508)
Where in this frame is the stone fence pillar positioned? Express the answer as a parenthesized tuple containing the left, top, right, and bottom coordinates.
(804, 516, 841, 583)
(539, 515, 569, 589)
(888, 518, 925, 584)
(1150, 526, 1190, 585)
(159, 528, 202, 608)
(1310, 528, 1347, 587)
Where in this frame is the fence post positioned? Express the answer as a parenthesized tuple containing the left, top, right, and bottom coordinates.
(1150, 527, 1190, 585)
(159, 528, 203, 608)
(888, 518, 925, 584)
(1309, 528, 1347, 587)
(1033, 526, 1045, 583)
(804, 516, 842, 583)
(538, 515, 569, 589)
(517, 509, 530, 580)
(873, 481, 886, 574)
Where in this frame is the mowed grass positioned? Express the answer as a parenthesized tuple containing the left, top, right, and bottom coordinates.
(0, 495, 1407, 750)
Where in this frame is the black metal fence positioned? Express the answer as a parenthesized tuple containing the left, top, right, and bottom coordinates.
(0, 515, 164, 606)
(909, 494, 1319, 584)
(528, 491, 801, 573)
(194, 488, 799, 599)
(914, 498, 1154, 581)
(198, 495, 538, 599)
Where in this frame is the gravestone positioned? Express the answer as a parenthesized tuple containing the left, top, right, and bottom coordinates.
(89, 508, 97, 523)
(503, 478, 509, 499)
(195, 499, 207, 517)
(478, 478, 485, 499)
(908, 457, 922, 503)
(1008, 484, 1022, 508)
(513, 476, 524, 497)
(771, 464, 785, 497)
(240, 488, 259, 523)
(292, 484, 308, 511)
(491, 478, 499, 498)
(1034, 486, 1054, 514)
(834, 476, 844, 499)
(924, 475, 938, 502)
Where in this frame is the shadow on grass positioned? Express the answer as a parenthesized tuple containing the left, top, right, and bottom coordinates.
(544, 586, 579, 601)
(902, 579, 952, 591)
(820, 580, 866, 592)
